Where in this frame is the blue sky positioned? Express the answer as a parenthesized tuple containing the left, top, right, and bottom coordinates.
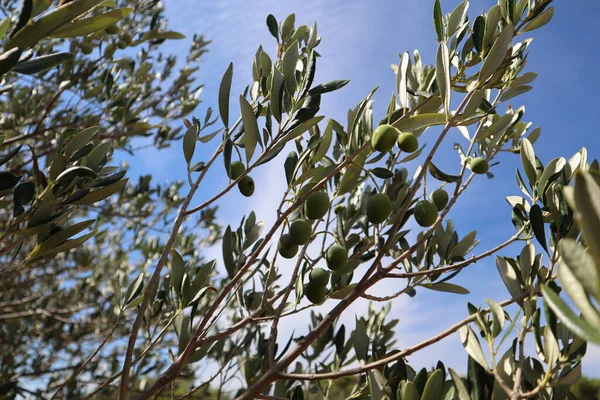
(120, 0, 600, 377)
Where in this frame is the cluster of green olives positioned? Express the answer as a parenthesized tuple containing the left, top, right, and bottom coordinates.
(413, 188, 449, 227)
(371, 124, 419, 154)
(304, 268, 330, 304)
(228, 161, 255, 197)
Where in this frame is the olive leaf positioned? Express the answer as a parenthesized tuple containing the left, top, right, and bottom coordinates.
(219, 63, 233, 129)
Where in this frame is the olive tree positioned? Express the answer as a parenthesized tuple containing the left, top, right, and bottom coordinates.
(1, 0, 595, 399)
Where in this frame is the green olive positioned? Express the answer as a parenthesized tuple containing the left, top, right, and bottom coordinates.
(80, 43, 94, 55)
(371, 124, 400, 153)
(278, 234, 299, 259)
(430, 188, 449, 211)
(469, 157, 489, 174)
(413, 200, 438, 227)
(105, 24, 119, 35)
(397, 132, 419, 153)
(229, 161, 246, 180)
(238, 176, 255, 197)
(289, 218, 311, 245)
(366, 193, 392, 224)
(304, 281, 326, 304)
(326, 245, 348, 271)
(305, 191, 330, 220)
(309, 268, 330, 287)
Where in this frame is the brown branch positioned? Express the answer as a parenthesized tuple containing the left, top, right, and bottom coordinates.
(280, 290, 533, 381)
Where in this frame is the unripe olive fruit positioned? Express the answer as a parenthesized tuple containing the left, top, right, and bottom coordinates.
(305, 191, 330, 220)
(80, 43, 94, 54)
(117, 40, 128, 49)
(289, 218, 311, 245)
(397, 132, 419, 153)
(278, 234, 299, 259)
(407, 288, 417, 297)
(228, 161, 246, 180)
(122, 33, 133, 44)
(414, 200, 438, 227)
(304, 281, 326, 304)
(309, 268, 330, 287)
(371, 124, 399, 153)
(366, 193, 392, 224)
(105, 24, 119, 35)
(470, 157, 489, 174)
(326, 245, 348, 271)
(430, 188, 449, 211)
(238, 176, 255, 197)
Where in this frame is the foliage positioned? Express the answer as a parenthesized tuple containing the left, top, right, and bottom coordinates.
(2, 0, 597, 399)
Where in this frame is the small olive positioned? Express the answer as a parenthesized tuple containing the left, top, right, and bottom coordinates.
(309, 268, 330, 287)
(430, 188, 449, 211)
(229, 161, 246, 180)
(397, 132, 419, 153)
(326, 245, 348, 271)
(366, 193, 393, 224)
(413, 200, 438, 227)
(470, 157, 489, 174)
(238, 176, 255, 197)
(305, 191, 330, 220)
(304, 281, 326, 304)
(278, 234, 299, 259)
(289, 218, 312, 245)
(371, 124, 400, 153)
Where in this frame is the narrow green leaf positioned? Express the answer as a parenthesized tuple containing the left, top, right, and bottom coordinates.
(123, 273, 144, 306)
(496, 256, 523, 299)
(353, 318, 369, 361)
(170, 250, 185, 299)
(436, 41, 451, 116)
(542, 284, 600, 345)
(284, 152, 298, 186)
(485, 298, 505, 337)
(282, 116, 324, 144)
(573, 172, 600, 263)
(222, 226, 235, 277)
(36, 229, 97, 257)
(529, 204, 548, 252)
(266, 14, 279, 40)
(400, 381, 420, 400)
(448, 1, 469, 38)
(523, 7, 554, 33)
(429, 162, 461, 183)
(392, 113, 446, 132)
(282, 40, 299, 95)
(239, 95, 260, 163)
(72, 178, 127, 205)
(421, 369, 444, 400)
(558, 256, 600, 327)
(520, 138, 537, 187)
(270, 68, 284, 123)
(459, 326, 489, 369)
(538, 157, 565, 195)
(49, 7, 132, 38)
(483, 6, 502, 53)
(500, 85, 532, 102)
(397, 52, 410, 109)
(560, 239, 599, 299)
(140, 30, 185, 41)
(433, 0, 444, 42)
(329, 283, 358, 299)
(337, 149, 367, 196)
(5, 0, 104, 49)
(472, 15, 485, 53)
(218, 63, 233, 129)
(425, 282, 470, 295)
(308, 79, 350, 96)
(479, 23, 513, 85)
(13, 52, 73, 75)
(183, 124, 198, 164)
(449, 368, 470, 400)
